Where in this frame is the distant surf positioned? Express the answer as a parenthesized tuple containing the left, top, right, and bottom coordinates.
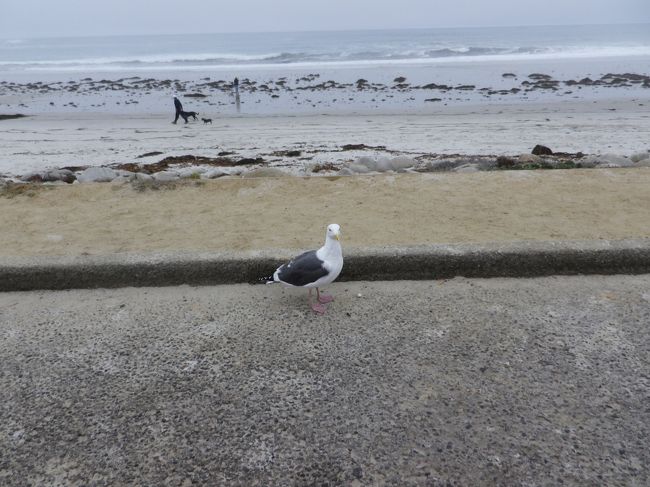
(1, 24, 649, 73)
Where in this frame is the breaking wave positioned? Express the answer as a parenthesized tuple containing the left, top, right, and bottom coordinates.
(1, 26, 649, 72)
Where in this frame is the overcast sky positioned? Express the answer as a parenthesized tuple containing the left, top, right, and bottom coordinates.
(2, 0, 649, 38)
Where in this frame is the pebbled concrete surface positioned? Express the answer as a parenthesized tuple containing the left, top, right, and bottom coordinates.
(1, 275, 649, 486)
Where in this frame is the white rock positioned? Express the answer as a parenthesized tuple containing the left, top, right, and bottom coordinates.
(582, 153, 633, 168)
(634, 158, 650, 167)
(355, 156, 377, 171)
(152, 170, 180, 181)
(390, 156, 416, 170)
(630, 151, 650, 163)
(111, 170, 136, 182)
(77, 167, 118, 183)
(604, 153, 634, 167)
(347, 163, 370, 174)
(375, 157, 394, 172)
(337, 167, 355, 176)
(177, 166, 207, 178)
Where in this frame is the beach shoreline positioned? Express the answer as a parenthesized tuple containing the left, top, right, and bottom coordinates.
(2, 55, 649, 179)
(1, 48, 648, 178)
(2, 56, 649, 116)
(1, 96, 649, 179)
(2, 51, 649, 258)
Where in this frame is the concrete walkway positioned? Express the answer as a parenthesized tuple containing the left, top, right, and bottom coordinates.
(1, 275, 649, 486)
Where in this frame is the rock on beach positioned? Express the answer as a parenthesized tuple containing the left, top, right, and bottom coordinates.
(343, 156, 417, 174)
(630, 150, 650, 163)
(20, 169, 76, 184)
(581, 154, 634, 168)
(76, 167, 118, 183)
(152, 170, 180, 182)
(532, 144, 553, 156)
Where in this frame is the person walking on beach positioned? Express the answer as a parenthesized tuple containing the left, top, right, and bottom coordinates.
(172, 96, 183, 124)
(172, 96, 199, 124)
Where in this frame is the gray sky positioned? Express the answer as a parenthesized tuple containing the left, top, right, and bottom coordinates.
(2, 0, 649, 38)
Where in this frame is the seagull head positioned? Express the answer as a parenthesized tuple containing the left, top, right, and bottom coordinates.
(326, 223, 341, 241)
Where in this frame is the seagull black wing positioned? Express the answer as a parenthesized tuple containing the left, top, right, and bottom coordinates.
(276, 250, 329, 287)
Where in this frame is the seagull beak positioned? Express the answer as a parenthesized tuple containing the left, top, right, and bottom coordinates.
(334, 232, 341, 241)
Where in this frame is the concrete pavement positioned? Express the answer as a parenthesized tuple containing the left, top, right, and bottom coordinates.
(1, 275, 649, 486)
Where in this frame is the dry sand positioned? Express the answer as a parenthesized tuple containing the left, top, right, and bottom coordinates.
(2, 168, 649, 258)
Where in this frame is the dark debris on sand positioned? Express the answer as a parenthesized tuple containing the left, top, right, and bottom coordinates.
(0, 114, 27, 120)
(136, 151, 164, 159)
(1, 72, 647, 109)
(340, 144, 387, 151)
(115, 155, 264, 174)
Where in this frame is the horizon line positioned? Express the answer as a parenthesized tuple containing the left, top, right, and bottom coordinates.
(2, 21, 649, 41)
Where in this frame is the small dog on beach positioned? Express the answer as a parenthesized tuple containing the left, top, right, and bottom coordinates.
(202, 118, 212, 124)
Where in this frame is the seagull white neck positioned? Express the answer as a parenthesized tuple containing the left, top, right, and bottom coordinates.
(318, 237, 342, 260)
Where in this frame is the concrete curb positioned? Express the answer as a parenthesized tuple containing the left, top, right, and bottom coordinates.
(1, 238, 649, 292)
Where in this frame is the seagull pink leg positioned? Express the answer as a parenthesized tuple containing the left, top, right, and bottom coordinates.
(316, 288, 334, 304)
(309, 288, 327, 314)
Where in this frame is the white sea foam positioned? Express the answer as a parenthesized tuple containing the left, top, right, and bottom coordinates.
(13, 45, 649, 73)
(1, 25, 648, 73)
(2, 52, 284, 67)
(0, 24, 650, 71)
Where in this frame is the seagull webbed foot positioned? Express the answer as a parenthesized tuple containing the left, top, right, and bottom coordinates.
(311, 302, 327, 314)
(317, 294, 334, 304)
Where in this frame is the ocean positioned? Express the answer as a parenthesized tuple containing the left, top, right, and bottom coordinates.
(1, 24, 649, 74)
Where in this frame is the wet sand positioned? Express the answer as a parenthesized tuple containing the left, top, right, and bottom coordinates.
(2, 98, 649, 177)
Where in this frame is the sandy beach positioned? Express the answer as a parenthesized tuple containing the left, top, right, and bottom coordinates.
(2, 169, 649, 257)
(1, 97, 649, 177)
(2, 55, 649, 179)
(2, 46, 649, 258)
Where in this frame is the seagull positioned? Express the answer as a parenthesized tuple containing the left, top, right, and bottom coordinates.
(262, 224, 343, 314)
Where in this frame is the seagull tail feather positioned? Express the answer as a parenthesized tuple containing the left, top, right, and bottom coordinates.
(257, 274, 277, 285)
